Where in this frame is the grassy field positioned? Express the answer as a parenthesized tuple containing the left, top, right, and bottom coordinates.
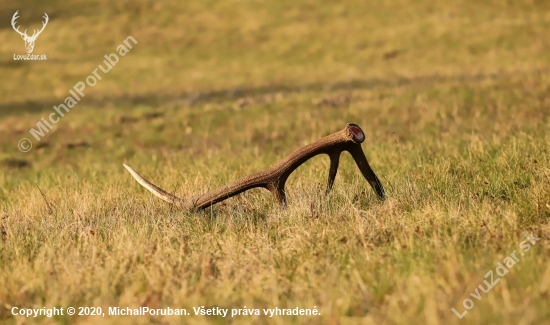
(1, 0, 550, 324)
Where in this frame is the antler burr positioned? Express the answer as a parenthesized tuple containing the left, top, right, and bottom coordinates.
(124, 123, 385, 211)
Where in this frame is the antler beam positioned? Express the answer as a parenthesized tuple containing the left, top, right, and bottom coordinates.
(124, 123, 385, 211)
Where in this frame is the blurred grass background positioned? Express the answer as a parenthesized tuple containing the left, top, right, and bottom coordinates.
(0, 0, 549, 324)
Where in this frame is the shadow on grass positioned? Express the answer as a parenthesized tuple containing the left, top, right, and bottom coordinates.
(1, 69, 545, 118)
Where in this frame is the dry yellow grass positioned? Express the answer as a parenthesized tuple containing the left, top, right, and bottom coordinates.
(0, 0, 549, 324)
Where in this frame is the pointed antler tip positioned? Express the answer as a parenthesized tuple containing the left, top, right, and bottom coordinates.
(123, 164, 136, 174)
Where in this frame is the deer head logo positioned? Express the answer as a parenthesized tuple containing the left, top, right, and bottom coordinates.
(11, 11, 49, 54)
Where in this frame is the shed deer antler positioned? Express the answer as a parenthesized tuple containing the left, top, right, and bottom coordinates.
(124, 123, 385, 210)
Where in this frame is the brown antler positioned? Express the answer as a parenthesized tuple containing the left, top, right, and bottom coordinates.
(124, 123, 385, 210)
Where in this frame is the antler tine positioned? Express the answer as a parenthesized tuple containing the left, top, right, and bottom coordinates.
(347, 145, 386, 199)
(123, 164, 186, 208)
(124, 123, 385, 211)
(325, 151, 341, 194)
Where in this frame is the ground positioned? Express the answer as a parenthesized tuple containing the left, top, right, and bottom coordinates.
(0, 0, 549, 324)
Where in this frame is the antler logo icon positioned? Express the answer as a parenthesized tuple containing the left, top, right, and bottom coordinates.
(11, 11, 49, 54)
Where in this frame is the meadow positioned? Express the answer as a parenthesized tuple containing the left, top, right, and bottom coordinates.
(0, 0, 549, 324)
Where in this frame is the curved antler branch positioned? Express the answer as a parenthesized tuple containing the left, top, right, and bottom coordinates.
(124, 123, 385, 211)
(326, 151, 341, 194)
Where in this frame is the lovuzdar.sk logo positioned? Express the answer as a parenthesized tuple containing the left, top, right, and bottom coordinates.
(11, 10, 48, 61)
